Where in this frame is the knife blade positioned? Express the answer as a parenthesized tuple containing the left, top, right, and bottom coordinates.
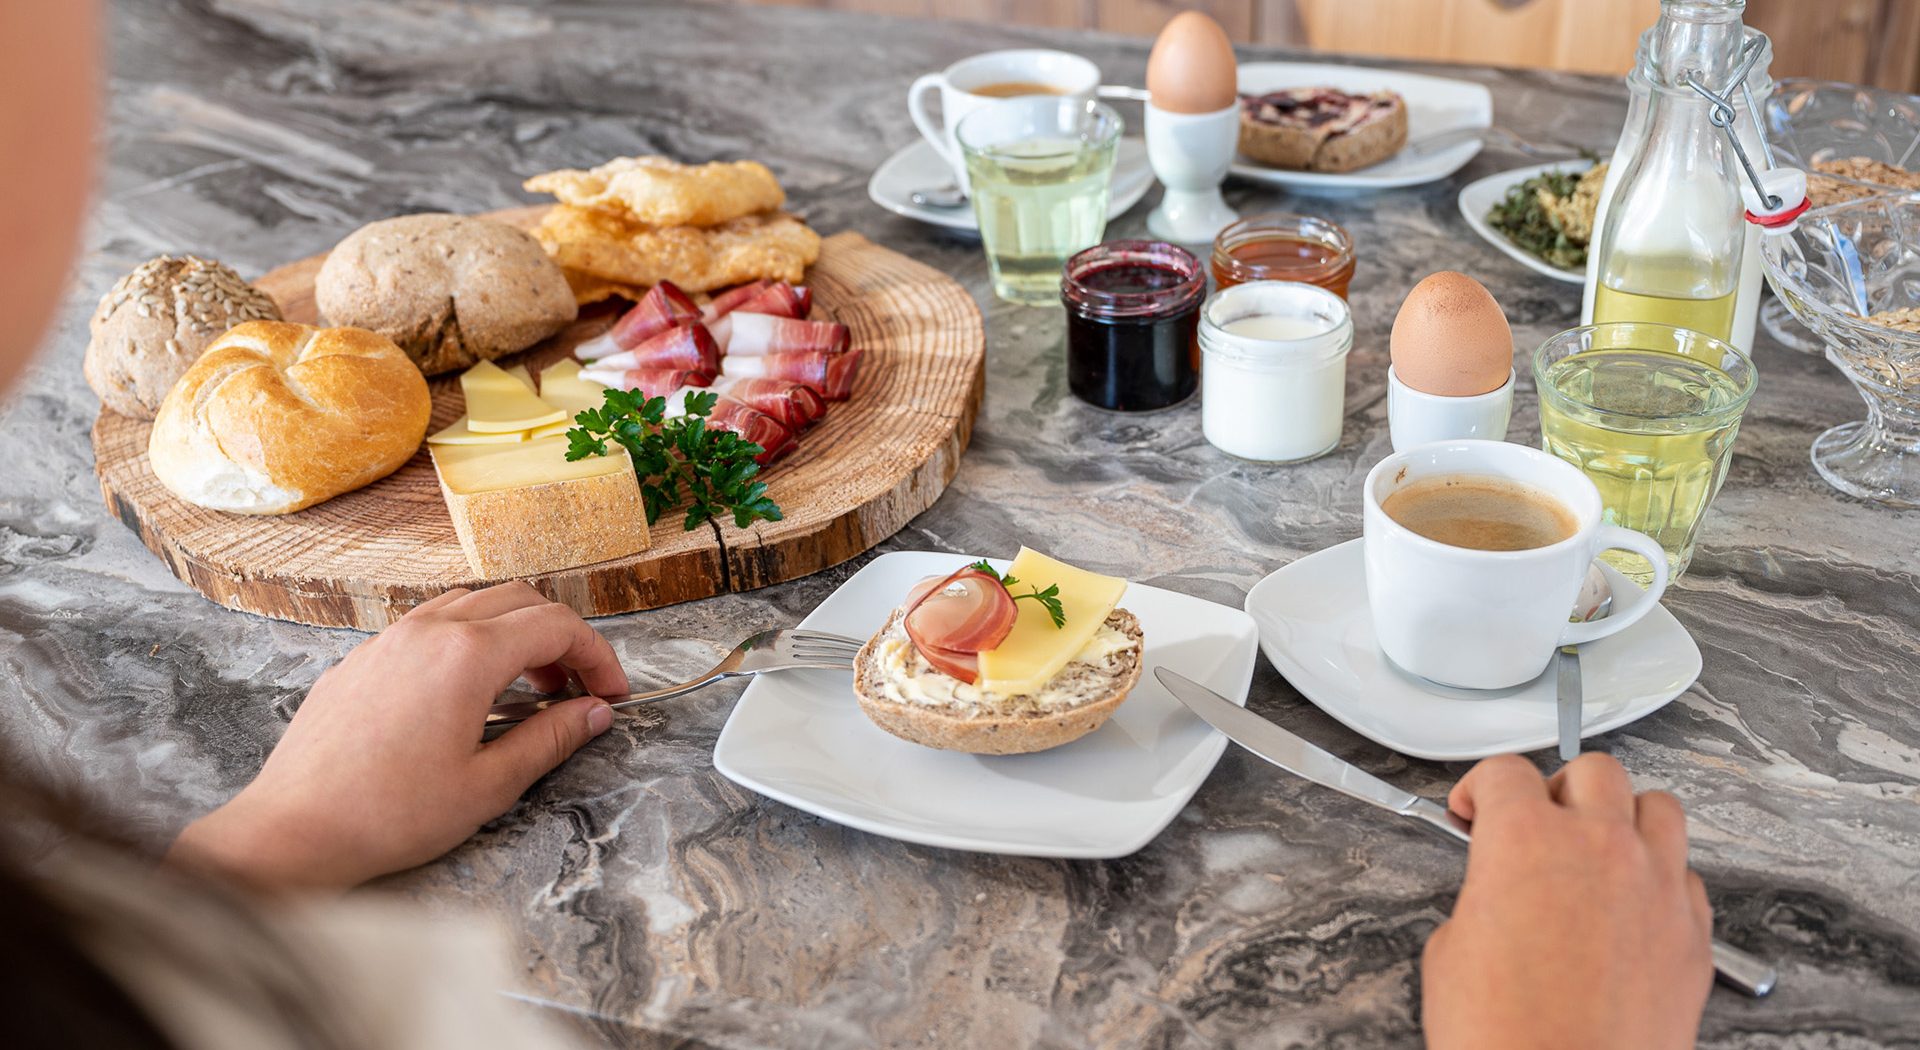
(1153, 666, 1779, 998)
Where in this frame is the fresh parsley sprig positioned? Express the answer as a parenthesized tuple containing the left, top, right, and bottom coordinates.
(969, 560, 1065, 628)
(566, 388, 783, 532)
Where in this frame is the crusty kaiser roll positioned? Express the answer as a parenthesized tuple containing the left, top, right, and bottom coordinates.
(853, 609, 1144, 755)
(316, 213, 577, 375)
(148, 321, 431, 515)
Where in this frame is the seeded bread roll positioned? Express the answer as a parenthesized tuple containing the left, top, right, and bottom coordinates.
(853, 609, 1144, 755)
(83, 255, 282, 419)
(148, 321, 431, 515)
(315, 213, 577, 376)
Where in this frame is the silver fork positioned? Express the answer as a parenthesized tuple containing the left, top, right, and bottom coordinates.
(483, 628, 863, 731)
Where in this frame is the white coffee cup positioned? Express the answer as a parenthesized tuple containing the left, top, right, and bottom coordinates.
(908, 49, 1101, 191)
(1362, 440, 1671, 690)
(1386, 365, 1514, 452)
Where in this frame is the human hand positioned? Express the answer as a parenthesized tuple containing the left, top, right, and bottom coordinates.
(167, 583, 625, 892)
(1421, 753, 1713, 1050)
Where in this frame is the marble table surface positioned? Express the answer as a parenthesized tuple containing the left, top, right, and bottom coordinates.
(5, 1, 1917, 1045)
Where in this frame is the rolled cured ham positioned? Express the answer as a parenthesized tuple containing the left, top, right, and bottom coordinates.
(576, 367, 711, 402)
(710, 376, 827, 430)
(710, 312, 849, 356)
(722, 349, 862, 401)
(732, 282, 809, 320)
(575, 281, 700, 360)
(656, 386, 795, 464)
(591, 323, 719, 376)
(699, 280, 772, 324)
(898, 567, 1018, 684)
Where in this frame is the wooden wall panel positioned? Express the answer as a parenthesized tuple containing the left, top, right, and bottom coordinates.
(720, 0, 1920, 93)
(1095, 0, 1253, 40)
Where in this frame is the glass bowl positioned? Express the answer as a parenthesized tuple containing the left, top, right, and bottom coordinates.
(1761, 79, 1920, 353)
(1758, 193, 1920, 507)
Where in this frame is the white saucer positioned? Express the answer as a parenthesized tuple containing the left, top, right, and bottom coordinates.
(1243, 539, 1701, 762)
(867, 138, 1154, 234)
(713, 550, 1259, 858)
(1457, 160, 1595, 285)
(1230, 62, 1492, 194)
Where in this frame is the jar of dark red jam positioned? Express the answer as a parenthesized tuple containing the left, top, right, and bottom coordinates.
(1209, 213, 1356, 300)
(1060, 240, 1206, 411)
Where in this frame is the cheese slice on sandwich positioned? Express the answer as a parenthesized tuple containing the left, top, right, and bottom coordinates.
(976, 548, 1127, 696)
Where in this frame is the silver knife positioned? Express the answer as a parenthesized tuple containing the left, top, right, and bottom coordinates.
(1154, 667, 1778, 998)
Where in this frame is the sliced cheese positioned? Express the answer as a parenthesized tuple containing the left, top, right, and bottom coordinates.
(537, 359, 612, 416)
(433, 435, 627, 494)
(503, 363, 537, 392)
(976, 548, 1129, 696)
(461, 360, 566, 433)
(430, 437, 649, 577)
(428, 416, 530, 446)
(527, 420, 572, 440)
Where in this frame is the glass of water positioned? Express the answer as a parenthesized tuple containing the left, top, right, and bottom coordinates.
(956, 97, 1120, 306)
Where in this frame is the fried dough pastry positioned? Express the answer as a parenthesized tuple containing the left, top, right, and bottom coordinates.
(525, 156, 786, 228)
(535, 206, 821, 293)
(561, 267, 648, 306)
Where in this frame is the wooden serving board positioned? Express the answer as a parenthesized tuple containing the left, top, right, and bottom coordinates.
(93, 209, 985, 630)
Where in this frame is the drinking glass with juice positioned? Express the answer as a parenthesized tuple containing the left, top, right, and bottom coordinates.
(1534, 322, 1756, 583)
(956, 98, 1120, 306)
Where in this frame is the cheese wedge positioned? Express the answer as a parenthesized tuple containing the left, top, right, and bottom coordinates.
(536, 359, 612, 416)
(428, 416, 530, 446)
(976, 548, 1128, 696)
(503, 363, 537, 392)
(431, 437, 648, 577)
(461, 360, 566, 433)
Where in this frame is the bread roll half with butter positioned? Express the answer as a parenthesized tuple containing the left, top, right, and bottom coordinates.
(853, 608, 1144, 755)
(148, 321, 432, 514)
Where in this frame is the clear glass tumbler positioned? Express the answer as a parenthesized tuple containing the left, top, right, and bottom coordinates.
(956, 97, 1120, 306)
(1535, 322, 1757, 584)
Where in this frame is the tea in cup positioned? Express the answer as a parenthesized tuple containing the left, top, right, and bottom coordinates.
(1362, 440, 1671, 690)
(908, 49, 1102, 191)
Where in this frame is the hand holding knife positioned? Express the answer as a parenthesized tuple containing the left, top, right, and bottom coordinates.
(1154, 667, 1777, 998)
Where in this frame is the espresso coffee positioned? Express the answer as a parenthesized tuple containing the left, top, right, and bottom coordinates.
(1382, 474, 1577, 551)
(970, 81, 1066, 98)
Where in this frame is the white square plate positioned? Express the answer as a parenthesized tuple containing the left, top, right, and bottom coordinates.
(1244, 539, 1702, 761)
(1231, 62, 1493, 193)
(1457, 160, 1595, 284)
(713, 551, 1260, 858)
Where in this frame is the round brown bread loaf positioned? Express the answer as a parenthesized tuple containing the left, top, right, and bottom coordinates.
(315, 213, 577, 375)
(83, 255, 282, 419)
(853, 609, 1144, 755)
(147, 321, 432, 515)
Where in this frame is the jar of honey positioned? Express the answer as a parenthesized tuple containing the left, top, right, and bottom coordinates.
(1209, 213, 1356, 300)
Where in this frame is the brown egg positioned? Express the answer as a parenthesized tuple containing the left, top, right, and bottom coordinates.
(1390, 272, 1514, 397)
(1146, 12, 1238, 115)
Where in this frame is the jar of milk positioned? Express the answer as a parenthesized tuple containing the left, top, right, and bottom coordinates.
(1196, 280, 1352, 463)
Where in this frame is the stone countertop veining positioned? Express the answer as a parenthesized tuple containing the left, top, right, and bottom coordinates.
(3, 1, 1916, 1046)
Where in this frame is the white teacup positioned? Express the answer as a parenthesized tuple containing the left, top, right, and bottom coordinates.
(1362, 440, 1671, 690)
(1386, 365, 1514, 452)
(908, 49, 1101, 191)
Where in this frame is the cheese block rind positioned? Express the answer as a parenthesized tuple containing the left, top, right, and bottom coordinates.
(431, 437, 648, 577)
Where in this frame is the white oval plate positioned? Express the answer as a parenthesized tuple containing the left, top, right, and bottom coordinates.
(713, 550, 1259, 858)
(1457, 159, 1595, 285)
(1243, 538, 1701, 762)
(1230, 62, 1493, 193)
(867, 137, 1154, 235)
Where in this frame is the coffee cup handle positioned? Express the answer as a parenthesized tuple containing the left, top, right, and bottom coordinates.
(1560, 526, 1671, 647)
(907, 73, 959, 174)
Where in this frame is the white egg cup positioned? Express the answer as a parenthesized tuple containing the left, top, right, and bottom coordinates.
(1145, 100, 1240, 245)
(1386, 365, 1515, 453)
